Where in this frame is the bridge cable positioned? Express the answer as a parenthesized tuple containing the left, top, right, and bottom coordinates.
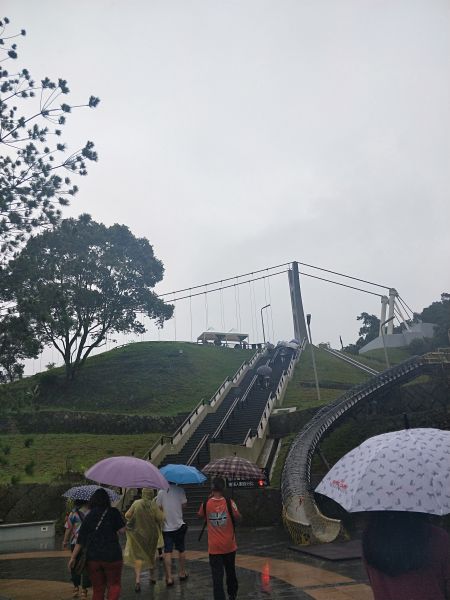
(251, 279, 260, 340)
(164, 269, 288, 303)
(162, 268, 383, 303)
(157, 262, 291, 297)
(298, 271, 384, 297)
(248, 281, 255, 342)
(397, 296, 415, 319)
(236, 279, 242, 332)
(296, 260, 390, 290)
(189, 293, 193, 342)
(266, 272, 276, 341)
(204, 285, 209, 330)
(219, 286, 225, 331)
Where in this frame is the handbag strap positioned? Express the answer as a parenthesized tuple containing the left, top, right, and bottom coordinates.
(83, 508, 109, 551)
(94, 508, 108, 532)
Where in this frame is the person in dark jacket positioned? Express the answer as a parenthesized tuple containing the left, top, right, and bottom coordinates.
(68, 488, 125, 600)
(363, 511, 450, 600)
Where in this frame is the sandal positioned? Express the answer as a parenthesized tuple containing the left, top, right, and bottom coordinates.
(72, 588, 80, 598)
(135, 582, 141, 593)
(166, 579, 174, 587)
(81, 590, 88, 600)
(179, 573, 189, 582)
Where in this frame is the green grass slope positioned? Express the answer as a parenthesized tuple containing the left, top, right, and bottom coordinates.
(0, 433, 161, 484)
(356, 347, 411, 366)
(1, 342, 253, 417)
(283, 346, 371, 410)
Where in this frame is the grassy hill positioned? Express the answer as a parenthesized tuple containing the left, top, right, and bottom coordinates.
(283, 346, 370, 410)
(0, 342, 253, 485)
(0, 433, 162, 484)
(0, 342, 253, 417)
(282, 346, 413, 411)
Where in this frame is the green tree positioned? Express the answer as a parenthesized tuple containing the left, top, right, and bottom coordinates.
(355, 312, 380, 349)
(417, 292, 450, 348)
(0, 314, 41, 382)
(3, 215, 174, 380)
(0, 17, 99, 262)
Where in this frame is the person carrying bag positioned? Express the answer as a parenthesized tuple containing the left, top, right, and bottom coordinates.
(198, 477, 241, 600)
(69, 489, 125, 600)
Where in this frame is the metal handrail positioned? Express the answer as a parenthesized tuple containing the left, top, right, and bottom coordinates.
(187, 433, 210, 466)
(322, 347, 379, 376)
(146, 435, 167, 460)
(242, 428, 254, 446)
(145, 349, 262, 461)
(244, 344, 304, 448)
(172, 398, 208, 440)
(212, 395, 241, 441)
(240, 374, 258, 404)
(282, 355, 430, 538)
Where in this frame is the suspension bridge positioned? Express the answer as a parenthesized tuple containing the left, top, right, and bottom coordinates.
(148, 259, 416, 349)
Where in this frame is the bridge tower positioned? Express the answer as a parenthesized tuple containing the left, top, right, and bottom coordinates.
(288, 261, 308, 342)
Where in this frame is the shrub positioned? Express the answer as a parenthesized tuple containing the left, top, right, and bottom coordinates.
(24, 437, 34, 448)
(0, 456, 8, 467)
(39, 371, 58, 386)
(408, 337, 434, 356)
(2, 445, 11, 455)
(10, 474, 21, 485)
(24, 460, 36, 476)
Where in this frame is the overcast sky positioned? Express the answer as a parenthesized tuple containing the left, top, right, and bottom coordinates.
(4, 0, 450, 367)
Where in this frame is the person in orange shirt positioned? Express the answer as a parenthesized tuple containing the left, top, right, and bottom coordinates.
(198, 477, 241, 600)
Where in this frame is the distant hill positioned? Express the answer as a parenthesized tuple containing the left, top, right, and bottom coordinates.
(0, 342, 253, 416)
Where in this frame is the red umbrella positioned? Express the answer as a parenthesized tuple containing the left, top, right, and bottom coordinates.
(203, 456, 262, 480)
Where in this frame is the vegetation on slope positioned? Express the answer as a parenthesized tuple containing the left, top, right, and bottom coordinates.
(0, 342, 253, 417)
(283, 346, 370, 411)
(0, 433, 161, 484)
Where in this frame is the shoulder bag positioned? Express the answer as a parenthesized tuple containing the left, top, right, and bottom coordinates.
(74, 508, 108, 576)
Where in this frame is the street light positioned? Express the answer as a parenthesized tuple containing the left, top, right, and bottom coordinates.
(380, 315, 395, 369)
(306, 314, 321, 404)
(260, 304, 270, 344)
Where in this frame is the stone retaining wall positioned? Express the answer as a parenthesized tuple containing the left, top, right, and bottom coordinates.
(0, 411, 184, 435)
(0, 484, 68, 525)
(0, 484, 282, 529)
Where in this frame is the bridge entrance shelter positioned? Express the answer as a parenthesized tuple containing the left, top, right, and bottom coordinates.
(197, 330, 249, 348)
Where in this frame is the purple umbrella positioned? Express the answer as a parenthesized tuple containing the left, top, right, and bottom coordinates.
(85, 456, 169, 490)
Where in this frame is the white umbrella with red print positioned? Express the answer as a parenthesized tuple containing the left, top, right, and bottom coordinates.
(316, 428, 450, 516)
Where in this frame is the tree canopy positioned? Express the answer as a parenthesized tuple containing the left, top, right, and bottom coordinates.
(0, 314, 41, 382)
(0, 17, 99, 263)
(3, 215, 174, 380)
(417, 293, 450, 348)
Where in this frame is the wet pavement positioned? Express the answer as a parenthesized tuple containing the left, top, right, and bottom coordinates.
(0, 527, 373, 599)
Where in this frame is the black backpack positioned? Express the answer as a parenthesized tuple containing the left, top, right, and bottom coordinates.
(198, 496, 236, 541)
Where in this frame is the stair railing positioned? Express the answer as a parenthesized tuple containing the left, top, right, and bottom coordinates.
(282, 356, 428, 542)
(187, 433, 210, 466)
(145, 349, 262, 462)
(242, 427, 254, 447)
(211, 396, 241, 442)
(243, 345, 303, 448)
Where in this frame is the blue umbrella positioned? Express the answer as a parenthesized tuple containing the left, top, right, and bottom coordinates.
(62, 485, 120, 503)
(160, 464, 206, 485)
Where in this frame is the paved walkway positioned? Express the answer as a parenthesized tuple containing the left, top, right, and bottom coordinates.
(0, 528, 373, 599)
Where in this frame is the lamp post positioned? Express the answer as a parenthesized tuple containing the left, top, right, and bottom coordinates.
(306, 314, 321, 403)
(380, 315, 395, 369)
(260, 304, 270, 344)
